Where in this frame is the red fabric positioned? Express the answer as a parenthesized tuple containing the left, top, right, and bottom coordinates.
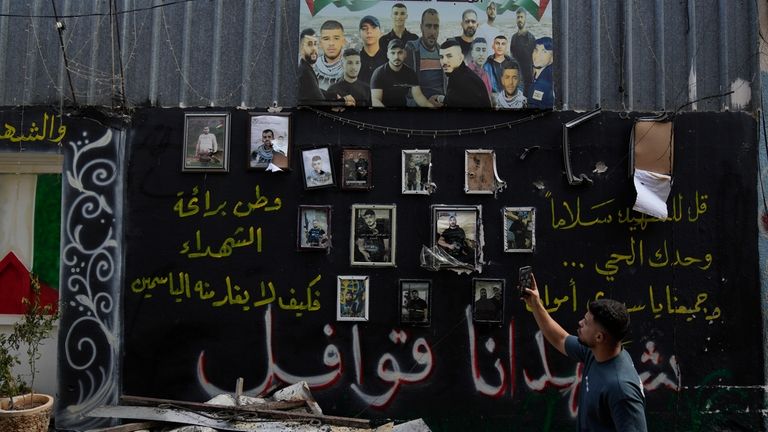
(0, 252, 58, 315)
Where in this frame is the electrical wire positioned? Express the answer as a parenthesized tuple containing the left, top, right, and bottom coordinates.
(0, 0, 194, 18)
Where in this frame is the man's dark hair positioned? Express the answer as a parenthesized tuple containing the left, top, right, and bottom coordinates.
(363, 209, 376, 217)
(320, 20, 344, 32)
(262, 128, 274, 136)
(494, 34, 508, 41)
(471, 37, 488, 48)
(440, 39, 461, 50)
(500, 60, 520, 72)
(461, 9, 477, 21)
(421, 8, 438, 23)
(392, 3, 407, 9)
(300, 28, 316, 43)
(343, 48, 360, 58)
(588, 299, 629, 342)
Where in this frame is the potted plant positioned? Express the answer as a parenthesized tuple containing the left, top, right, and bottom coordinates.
(0, 273, 59, 432)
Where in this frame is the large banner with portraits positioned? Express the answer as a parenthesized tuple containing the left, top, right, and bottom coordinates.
(298, 0, 553, 109)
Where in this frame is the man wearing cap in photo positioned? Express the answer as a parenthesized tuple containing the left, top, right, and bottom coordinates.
(439, 39, 491, 108)
(358, 15, 387, 86)
(371, 39, 435, 108)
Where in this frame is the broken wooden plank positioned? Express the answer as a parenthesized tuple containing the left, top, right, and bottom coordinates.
(89, 405, 373, 432)
(87, 421, 161, 432)
(120, 395, 371, 428)
(121, 394, 305, 412)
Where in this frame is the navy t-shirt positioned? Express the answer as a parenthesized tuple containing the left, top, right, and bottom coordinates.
(565, 336, 648, 432)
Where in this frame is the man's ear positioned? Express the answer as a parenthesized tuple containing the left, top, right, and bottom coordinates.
(595, 332, 604, 343)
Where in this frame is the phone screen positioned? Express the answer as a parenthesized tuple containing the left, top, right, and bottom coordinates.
(519, 266, 532, 296)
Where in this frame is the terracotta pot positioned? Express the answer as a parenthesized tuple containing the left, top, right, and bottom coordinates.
(0, 393, 54, 432)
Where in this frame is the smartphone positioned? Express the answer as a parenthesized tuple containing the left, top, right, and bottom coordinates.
(518, 266, 533, 297)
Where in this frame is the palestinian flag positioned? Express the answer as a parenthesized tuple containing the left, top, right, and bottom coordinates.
(0, 173, 60, 314)
(304, 0, 379, 17)
(515, 0, 550, 21)
(492, 0, 550, 22)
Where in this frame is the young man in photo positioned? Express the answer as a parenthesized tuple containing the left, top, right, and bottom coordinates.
(371, 39, 434, 107)
(528, 36, 554, 108)
(306, 155, 331, 187)
(358, 16, 386, 86)
(484, 34, 513, 95)
(327, 48, 370, 107)
(314, 20, 346, 90)
(298, 28, 325, 104)
(494, 60, 527, 109)
(439, 39, 491, 108)
(379, 3, 418, 54)
(467, 37, 493, 96)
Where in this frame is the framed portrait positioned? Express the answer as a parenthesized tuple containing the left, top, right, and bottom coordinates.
(472, 279, 504, 323)
(297, 205, 331, 251)
(402, 149, 433, 195)
(337, 275, 369, 321)
(431, 205, 481, 269)
(340, 148, 372, 190)
(399, 279, 431, 326)
(182, 112, 230, 172)
(248, 113, 291, 170)
(301, 147, 335, 189)
(503, 207, 536, 253)
(465, 149, 502, 194)
(350, 204, 396, 267)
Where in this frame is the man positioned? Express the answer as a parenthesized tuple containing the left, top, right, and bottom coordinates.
(522, 275, 648, 431)
(474, 287, 499, 321)
(404, 8, 445, 106)
(327, 48, 370, 107)
(528, 36, 554, 108)
(251, 129, 287, 167)
(510, 8, 537, 96)
(483, 34, 513, 94)
(452, 9, 478, 60)
(406, 289, 428, 322)
(305, 219, 327, 247)
(467, 37, 493, 96)
(494, 60, 527, 109)
(355, 209, 390, 263)
(476, 2, 502, 55)
(298, 28, 325, 104)
(437, 215, 473, 264)
(379, 3, 418, 54)
(306, 155, 332, 187)
(314, 20, 346, 90)
(354, 152, 369, 181)
(358, 16, 387, 86)
(194, 126, 218, 165)
(371, 39, 434, 107)
(439, 39, 491, 108)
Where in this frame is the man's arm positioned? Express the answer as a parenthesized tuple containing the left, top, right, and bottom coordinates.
(411, 86, 435, 108)
(371, 89, 385, 107)
(522, 274, 570, 355)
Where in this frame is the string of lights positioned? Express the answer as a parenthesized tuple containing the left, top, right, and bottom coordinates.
(303, 106, 551, 138)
